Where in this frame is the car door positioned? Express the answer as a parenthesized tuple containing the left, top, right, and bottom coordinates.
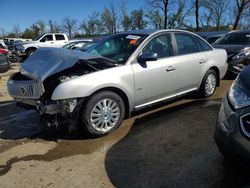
(172, 32, 207, 95)
(39, 34, 57, 47)
(132, 33, 180, 108)
(54, 34, 68, 47)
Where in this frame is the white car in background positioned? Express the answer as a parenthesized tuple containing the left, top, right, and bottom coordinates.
(17, 33, 69, 57)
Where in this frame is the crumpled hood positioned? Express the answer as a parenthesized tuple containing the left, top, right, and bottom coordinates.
(21, 47, 111, 81)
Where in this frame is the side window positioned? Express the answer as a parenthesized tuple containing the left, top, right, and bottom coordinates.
(40, 35, 53, 42)
(175, 33, 199, 55)
(55, 34, 65, 41)
(196, 37, 213, 51)
(143, 34, 173, 58)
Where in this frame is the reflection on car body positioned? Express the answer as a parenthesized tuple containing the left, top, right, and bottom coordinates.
(7, 29, 227, 135)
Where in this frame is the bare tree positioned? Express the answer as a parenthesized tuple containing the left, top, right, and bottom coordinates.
(12, 24, 21, 37)
(102, 4, 117, 34)
(0, 27, 6, 38)
(147, 0, 169, 29)
(233, 0, 250, 29)
(80, 12, 103, 35)
(120, 0, 132, 31)
(35, 21, 46, 35)
(146, 10, 163, 29)
(168, 0, 192, 29)
(62, 17, 78, 38)
(201, 0, 228, 31)
(48, 20, 61, 33)
(131, 8, 147, 30)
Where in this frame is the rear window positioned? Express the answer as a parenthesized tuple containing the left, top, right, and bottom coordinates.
(196, 37, 213, 51)
(55, 34, 65, 41)
(175, 33, 199, 55)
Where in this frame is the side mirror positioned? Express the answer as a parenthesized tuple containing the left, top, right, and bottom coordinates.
(137, 52, 158, 63)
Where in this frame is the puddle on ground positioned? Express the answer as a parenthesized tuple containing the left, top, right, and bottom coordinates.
(0, 119, 133, 176)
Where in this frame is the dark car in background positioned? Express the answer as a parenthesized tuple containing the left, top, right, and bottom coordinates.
(213, 30, 250, 74)
(196, 31, 228, 44)
(0, 53, 10, 73)
(215, 65, 250, 167)
(207, 34, 225, 44)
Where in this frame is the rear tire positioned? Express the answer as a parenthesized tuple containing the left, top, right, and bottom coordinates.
(199, 69, 218, 98)
(80, 91, 125, 135)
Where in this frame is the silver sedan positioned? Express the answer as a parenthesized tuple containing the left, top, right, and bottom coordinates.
(8, 29, 227, 135)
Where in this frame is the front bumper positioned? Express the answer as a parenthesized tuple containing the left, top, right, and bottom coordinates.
(214, 95, 250, 166)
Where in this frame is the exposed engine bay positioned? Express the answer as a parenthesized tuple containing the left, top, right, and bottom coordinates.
(8, 48, 118, 131)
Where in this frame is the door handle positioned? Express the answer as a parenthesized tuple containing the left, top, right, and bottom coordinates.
(166, 66, 177, 72)
(199, 59, 206, 64)
(50, 42, 54, 44)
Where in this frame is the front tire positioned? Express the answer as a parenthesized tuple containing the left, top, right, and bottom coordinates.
(199, 69, 218, 98)
(80, 91, 125, 135)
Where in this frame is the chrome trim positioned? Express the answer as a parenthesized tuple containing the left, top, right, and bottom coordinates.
(135, 88, 197, 109)
(8, 79, 44, 99)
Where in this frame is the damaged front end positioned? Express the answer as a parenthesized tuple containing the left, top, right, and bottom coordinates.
(7, 47, 117, 131)
(227, 48, 250, 74)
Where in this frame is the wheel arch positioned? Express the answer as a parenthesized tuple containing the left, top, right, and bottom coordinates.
(25, 47, 37, 54)
(89, 87, 131, 119)
(209, 66, 220, 87)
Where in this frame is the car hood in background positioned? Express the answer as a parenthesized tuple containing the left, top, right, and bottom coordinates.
(21, 47, 115, 81)
(213, 44, 249, 54)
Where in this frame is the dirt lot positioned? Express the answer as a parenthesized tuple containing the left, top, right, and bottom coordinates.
(0, 68, 249, 188)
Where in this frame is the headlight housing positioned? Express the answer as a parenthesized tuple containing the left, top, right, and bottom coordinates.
(228, 77, 250, 109)
(232, 48, 250, 60)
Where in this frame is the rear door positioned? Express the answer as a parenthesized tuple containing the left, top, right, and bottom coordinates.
(172, 32, 207, 94)
(38, 34, 57, 47)
(54, 34, 68, 47)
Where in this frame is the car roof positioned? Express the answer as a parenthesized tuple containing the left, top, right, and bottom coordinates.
(118, 29, 201, 36)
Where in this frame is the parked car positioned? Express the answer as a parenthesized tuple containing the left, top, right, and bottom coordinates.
(207, 34, 225, 44)
(213, 30, 250, 74)
(215, 65, 250, 167)
(0, 53, 10, 73)
(196, 31, 228, 43)
(0, 41, 8, 49)
(7, 29, 227, 135)
(17, 33, 69, 58)
(62, 39, 92, 50)
(0, 48, 9, 56)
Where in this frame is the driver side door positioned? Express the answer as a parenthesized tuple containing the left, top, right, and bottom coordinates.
(132, 33, 180, 108)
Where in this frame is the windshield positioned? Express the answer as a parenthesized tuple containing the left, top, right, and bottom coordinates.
(32, 35, 43, 41)
(86, 34, 148, 64)
(214, 32, 250, 45)
(62, 42, 76, 49)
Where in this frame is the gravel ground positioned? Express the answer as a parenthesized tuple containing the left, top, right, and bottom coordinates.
(0, 68, 249, 188)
